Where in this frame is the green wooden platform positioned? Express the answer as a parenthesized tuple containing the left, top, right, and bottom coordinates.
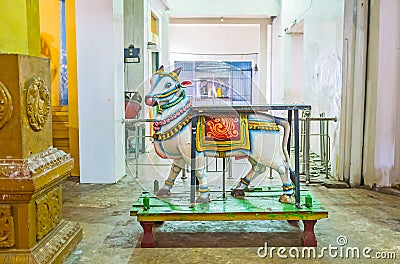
(131, 186, 328, 248)
(131, 186, 328, 221)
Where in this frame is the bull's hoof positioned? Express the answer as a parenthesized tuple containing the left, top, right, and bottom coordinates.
(156, 188, 171, 197)
(231, 188, 245, 199)
(196, 194, 211, 204)
(279, 194, 295, 204)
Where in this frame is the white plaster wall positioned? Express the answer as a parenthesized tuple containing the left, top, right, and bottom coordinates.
(146, 0, 170, 76)
(168, 0, 280, 18)
(271, 16, 284, 104)
(169, 22, 270, 103)
(276, 0, 344, 178)
(113, 0, 126, 183)
(169, 24, 260, 54)
(124, 0, 145, 95)
(167, 0, 278, 105)
(124, 0, 170, 139)
(363, 0, 380, 186)
(374, 0, 400, 187)
(288, 33, 305, 103)
(76, 0, 125, 183)
(124, 0, 169, 94)
(306, 1, 344, 164)
(160, 7, 170, 68)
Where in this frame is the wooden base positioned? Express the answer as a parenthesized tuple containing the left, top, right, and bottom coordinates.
(140, 222, 156, 248)
(139, 219, 320, 248)
(0, 220, 82, 264)
(301, 220, 317, 247)
(132, 186, 328, 248)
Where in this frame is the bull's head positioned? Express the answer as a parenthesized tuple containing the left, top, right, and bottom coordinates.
(145, 66, 192, 107)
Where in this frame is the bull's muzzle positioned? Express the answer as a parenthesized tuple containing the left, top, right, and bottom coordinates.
(145, 95, 158, 106)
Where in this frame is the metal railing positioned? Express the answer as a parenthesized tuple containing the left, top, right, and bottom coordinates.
(125, 118, 233, 180)
(124, 111, 338, 187)
(124, 118, 155, 178)
(297, 111, 338, 183)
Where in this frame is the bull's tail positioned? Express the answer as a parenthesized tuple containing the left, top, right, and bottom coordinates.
(274, 116, 295, 183)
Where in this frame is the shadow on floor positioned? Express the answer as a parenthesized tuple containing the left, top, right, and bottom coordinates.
(140, 231, 303, 248)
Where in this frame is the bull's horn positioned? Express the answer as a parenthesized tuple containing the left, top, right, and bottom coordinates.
(172, 67, 182, 76)
(158, 65, 164, 71)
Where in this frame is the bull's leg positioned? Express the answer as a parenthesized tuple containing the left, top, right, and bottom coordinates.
(195, 169, 211, 203)
(156, 159, 184, 196)
(271, 161, 295, 204)
(231, 157, 266, 199)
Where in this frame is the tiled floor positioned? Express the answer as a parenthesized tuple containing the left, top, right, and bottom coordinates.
(63, 150, 400, 263)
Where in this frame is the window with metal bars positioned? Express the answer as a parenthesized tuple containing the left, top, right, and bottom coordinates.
(174, 61, 252, 105)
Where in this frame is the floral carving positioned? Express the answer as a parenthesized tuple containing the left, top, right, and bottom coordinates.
(0, 205, 15, 248)
(26, 77, 50, 131)
(0, 81, 12, 129)
(36, 187, 61, 240)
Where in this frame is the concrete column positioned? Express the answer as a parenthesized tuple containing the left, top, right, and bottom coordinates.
(161, 10, 170, 67)
(75, 0, 125, 183)
(339, 0, 368, 186)
(124, 0, 145, 95)
(372, 0, 400, 187)
(363, 0, 400, 187)
(362, 0, 379, 186)
(349, 0, 368, 187)
(258, 21, 268, 104)
(66, 0, 81, 176)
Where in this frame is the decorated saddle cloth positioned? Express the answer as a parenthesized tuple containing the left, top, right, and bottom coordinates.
(196, 114, 281, 152)
(196, 114, 250, 152)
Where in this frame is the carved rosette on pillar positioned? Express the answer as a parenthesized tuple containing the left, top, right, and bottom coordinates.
(0, 54, 82, 264)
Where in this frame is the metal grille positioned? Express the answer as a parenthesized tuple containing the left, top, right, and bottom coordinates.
(174, 61, 252, 105)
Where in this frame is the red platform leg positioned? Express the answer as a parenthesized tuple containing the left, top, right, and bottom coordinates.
(302, 220, 317, 247)
(140, 222, 156, 248)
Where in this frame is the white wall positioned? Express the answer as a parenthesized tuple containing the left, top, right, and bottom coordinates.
(169, 21, 269, 104)
(169, 24, 260, 54)
(275, 0, 344, 178)
(168, 0, 280, 18)
(373, 0, 400, 187)
(123, 0, 170, 143)
(288, 33, 305, 103)
(124, 0, 170, 117)
(271, 16, 284, 104)
(124, 0, 145, 95)
(76, 0, 125, 183)
(167, 0, 279, 105)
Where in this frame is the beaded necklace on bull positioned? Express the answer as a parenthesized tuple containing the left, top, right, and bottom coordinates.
(152, 71, 192, 140)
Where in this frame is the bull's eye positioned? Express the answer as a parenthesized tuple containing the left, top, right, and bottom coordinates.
(166, 83, 171, 88)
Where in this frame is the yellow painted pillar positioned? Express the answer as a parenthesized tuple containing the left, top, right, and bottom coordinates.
(38, 0, 80, 176)
(0, 0, 82, 261)
(0, 0, 40, 56)
(39, 0, 61, 106)
(66, 0, 81, 176)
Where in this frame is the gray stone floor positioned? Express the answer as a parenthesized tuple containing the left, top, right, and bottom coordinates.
(63, 154, 400, 264)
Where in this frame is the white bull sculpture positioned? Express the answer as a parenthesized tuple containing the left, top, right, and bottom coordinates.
(145, 66, 295, 204)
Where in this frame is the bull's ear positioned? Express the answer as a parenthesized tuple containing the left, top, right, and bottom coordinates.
(158, 65, 164, 71)
(180, 80, 192, 88)
(172, 67, 182, 76)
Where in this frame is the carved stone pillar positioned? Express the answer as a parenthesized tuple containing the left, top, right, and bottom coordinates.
(0, 54, 82, 263)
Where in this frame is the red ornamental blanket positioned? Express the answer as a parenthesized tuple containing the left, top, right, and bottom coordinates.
(196, 114, 250, 152)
